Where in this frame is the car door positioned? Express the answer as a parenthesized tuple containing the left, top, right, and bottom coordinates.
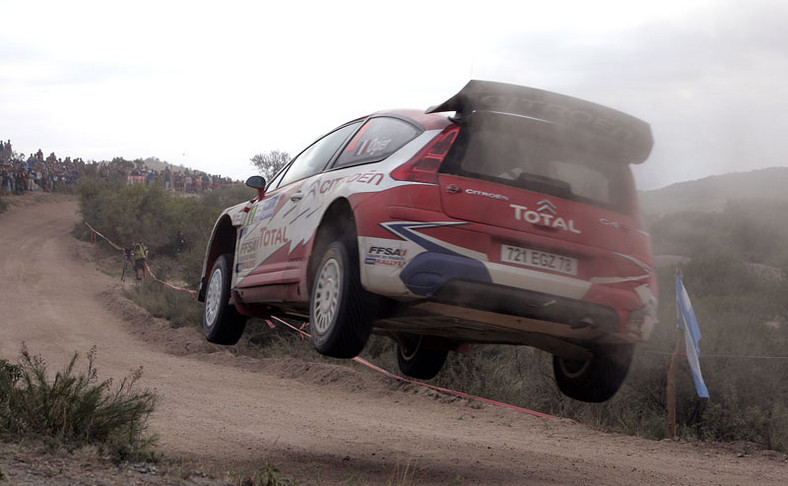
(234, 121, 362, 295)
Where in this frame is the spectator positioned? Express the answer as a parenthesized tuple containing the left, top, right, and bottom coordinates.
(131, 241, 149, 281)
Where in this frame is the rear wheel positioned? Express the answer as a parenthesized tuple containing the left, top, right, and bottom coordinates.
(396, 334, 449, 380)
(310, 239, 372, 358)
(203, 254, 247, 345)
(553, 344, 634, 402)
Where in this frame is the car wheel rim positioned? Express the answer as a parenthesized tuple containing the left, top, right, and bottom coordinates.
(204, 267, 222, 328)
(559, 357, 591, 379)
(399, 335, 422, 361)
(313, 258, 341, 335)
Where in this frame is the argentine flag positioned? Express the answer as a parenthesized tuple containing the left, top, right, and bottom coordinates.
(676, 275, 710, 398)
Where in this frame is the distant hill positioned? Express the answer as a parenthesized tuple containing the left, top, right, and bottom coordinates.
(639, 167, 788, 215)
(641, 167, 788, 267)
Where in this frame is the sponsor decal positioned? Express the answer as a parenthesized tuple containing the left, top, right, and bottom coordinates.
(322, 171, 385, 191)
(346, 170, 384, 186)
(353, 137, 392, 156)
(510, 200, 581, 233)
(237, 237, 259, 272)
(599, 217, 620, 228)
(536, 199, 556, 214)
(465, 188, 509, 201)
(310, 171, 386, 198)
(365, 245, 408, 268)
(380, 221, 469, 256)
(252, 195, 281, 224)
(478, 93, 637, 141)
(246, 206, 257, 226)
(239, 237, 259, 255)
(259, 226, 288, 247)
(318, 177, 345, 194)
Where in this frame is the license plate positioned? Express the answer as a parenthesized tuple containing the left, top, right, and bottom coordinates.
(501, 245, 578, 276)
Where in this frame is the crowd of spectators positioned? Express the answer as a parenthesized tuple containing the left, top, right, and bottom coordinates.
(1, 139, 238, 196)
(1, 140, 83, 195)
(100, 163, 237, 193)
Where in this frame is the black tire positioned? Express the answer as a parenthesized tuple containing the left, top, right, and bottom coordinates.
(396, 335, 449, 380)
(309, 239, 372, 359)
(202, 254, 247, 345)
(553, 344, 634, 402)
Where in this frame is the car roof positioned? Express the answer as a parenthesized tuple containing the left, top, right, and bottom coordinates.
(369, 108, 454, 131)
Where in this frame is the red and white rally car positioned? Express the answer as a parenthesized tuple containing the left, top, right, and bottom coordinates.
(198, 80, 658, 402)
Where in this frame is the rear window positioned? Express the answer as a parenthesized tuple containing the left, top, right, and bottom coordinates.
(334, 117, 420, 168)
(441, 112, 633, 213)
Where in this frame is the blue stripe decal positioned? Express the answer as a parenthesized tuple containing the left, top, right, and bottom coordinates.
(380, 221, 491, 296)
(380, 221, 466, 255)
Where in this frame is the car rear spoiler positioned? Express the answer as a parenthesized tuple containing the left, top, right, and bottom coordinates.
(426, 80, 653, 164)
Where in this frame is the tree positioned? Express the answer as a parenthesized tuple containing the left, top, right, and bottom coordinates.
(250, 150, 290, 181)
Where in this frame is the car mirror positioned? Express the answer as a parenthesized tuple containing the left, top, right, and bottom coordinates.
(245, 175, 267, 200)
(245, 175, 266, 189)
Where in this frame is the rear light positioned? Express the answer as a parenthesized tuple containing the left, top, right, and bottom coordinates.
(628, 284, 658, 341)
(390, 126, 460, 184)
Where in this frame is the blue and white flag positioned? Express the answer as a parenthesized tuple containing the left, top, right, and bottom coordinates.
(676, 275, 710, 398)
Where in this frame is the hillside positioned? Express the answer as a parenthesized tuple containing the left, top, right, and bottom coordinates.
(639, 166, 788, 215)
(635, 168, 787, 460)
(639, 167, 788, 266)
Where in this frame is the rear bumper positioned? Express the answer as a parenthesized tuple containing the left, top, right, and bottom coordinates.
(398, 250, 621, 335)
(399, 252, 492, 296)
(432, 280, 620, 334)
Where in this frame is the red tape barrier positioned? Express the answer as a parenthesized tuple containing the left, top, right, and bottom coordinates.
(163, 182, 245, 192)
(85, 221, 554, 419)
(84, 222, 127, 253)
(267, 315, 556, 419)
(84, 222, 196, 299)
(145, 262, 197, 300)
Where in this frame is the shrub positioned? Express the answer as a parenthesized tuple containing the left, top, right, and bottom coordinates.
(0, 345, 158, 462)
(248, 463, 299, 486)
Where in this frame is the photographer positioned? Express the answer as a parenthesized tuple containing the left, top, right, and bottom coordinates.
(130, 242, 149, 281)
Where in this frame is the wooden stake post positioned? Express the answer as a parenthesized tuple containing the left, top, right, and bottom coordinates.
(667, 268, 684, 439)
(666, 327, 682, 439)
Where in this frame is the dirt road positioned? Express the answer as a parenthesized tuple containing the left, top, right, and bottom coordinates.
(0, 193, 785, 485)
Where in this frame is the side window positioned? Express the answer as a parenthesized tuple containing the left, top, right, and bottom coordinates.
(278, 122, 360, 187)
(334, 117, 420, 169)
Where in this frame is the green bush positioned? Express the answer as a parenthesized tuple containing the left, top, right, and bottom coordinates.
(248, 463, 299, 486)
(77, 179, 255, 320)
(0, 345, 158, 462)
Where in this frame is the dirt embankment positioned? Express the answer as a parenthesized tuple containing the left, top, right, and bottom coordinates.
(0, 193, 786, 485)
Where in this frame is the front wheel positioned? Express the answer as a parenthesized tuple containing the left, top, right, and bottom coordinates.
(203, 254, 247, 345)
(553, 344, 634, 402)
(396, 335, 449, 380)
(310, 240, 372, 358)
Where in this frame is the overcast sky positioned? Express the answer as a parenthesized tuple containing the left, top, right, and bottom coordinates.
(2, 0, 786, 190)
